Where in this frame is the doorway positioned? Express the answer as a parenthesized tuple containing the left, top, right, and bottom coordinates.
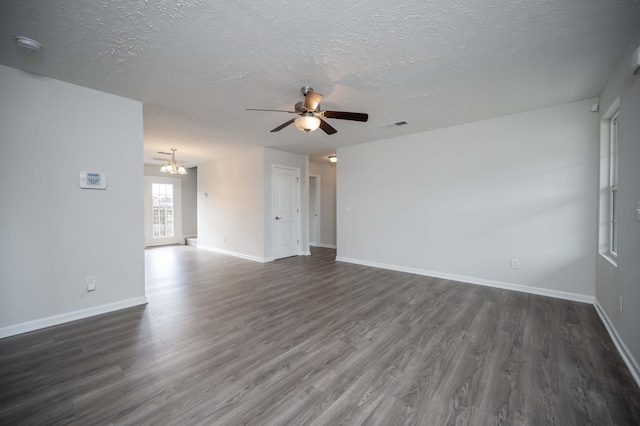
(144, 176, 183, 247)
(272, 166, 300, 260)
(309, 174, 321, 247)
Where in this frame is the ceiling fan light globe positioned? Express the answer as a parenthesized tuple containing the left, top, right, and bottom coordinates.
(178, 165, 187, 174)
(295, 115, 321, 132)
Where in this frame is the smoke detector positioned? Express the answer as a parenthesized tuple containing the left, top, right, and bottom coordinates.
(14, 36, 43, 52)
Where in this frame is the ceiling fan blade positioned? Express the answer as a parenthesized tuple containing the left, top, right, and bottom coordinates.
(319, 119, 337, 135)
(323, 111, 369, 122)
(304, 92, 323, 110)
(270, 118, 296, 132)
(247, 108, 297, 113)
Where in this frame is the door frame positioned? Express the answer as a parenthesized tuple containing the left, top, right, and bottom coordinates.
(309, 174, 321, 247)
(271, 165, 301, 260)
(144, 175, 183, 247)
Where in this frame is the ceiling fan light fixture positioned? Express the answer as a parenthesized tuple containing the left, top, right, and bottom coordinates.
(247, 86, 367, 135)
(295, 114, 321, 132)
(329, 155, 337, 163)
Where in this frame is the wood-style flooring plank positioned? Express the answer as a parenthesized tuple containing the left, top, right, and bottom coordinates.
(0, 245, 638, 425)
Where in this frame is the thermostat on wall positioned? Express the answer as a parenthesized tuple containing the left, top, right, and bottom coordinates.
(79, 171, 107, 190)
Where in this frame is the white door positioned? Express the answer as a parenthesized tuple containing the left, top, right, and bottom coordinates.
(273, 166, 300, 259)
(144, 176, 183, 247)
(309, 175, 320, 246)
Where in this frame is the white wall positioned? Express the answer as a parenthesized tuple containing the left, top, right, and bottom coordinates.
(596, 28, 640, 382)
(0, 66, 146, 337)
(309, 161, 337, 248)
(144, 164, 198, 237)
(197, 148, 265, 261)
(309, 175, 318, 244)
(337, 99, 598, 301)
(263, 148, 309, 260)
(196, 147, 308, 262)
(181, 167, 198, 237)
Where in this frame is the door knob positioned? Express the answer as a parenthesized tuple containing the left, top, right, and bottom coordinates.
(275, 216, 282, 220)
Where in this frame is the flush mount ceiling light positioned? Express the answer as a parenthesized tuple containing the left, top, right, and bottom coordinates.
(14, 36, 42, 52)
(160, 149, 187, 174)
(329, 155, 337, 163)
(294, 112, 321, 133)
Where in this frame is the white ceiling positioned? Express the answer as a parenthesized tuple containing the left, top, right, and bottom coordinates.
(1, 1, 639, 166)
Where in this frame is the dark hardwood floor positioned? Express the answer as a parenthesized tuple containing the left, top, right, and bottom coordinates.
(1, 246, 638, 425)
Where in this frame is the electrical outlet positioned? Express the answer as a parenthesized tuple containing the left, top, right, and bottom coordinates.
(619, 296, 623, 315)
(86, 275, 96, 292)
(510, 258, 520, 269)
(224, 236, 227, 243)
(374, 244, 381, 252)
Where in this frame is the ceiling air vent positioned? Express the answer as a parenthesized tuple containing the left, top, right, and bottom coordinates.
(151, 151, 173, 161)
(381, 120, 408, 128)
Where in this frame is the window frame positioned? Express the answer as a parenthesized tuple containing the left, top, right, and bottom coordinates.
(598, 98, 620, 266)
(608, 111, 619, 259)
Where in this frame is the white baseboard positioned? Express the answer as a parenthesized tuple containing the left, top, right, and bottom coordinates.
(335, 256, 594, 304)
(0, 296, 148, 339)
(318, 243, 337, 249)
(594, 299, 640, 389)
(198, 245, 268, 263)
(300, 250, 312, 256)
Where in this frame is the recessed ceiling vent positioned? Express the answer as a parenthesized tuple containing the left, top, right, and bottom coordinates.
(151, 151, 173, 161)
(381, 120, 408, 128)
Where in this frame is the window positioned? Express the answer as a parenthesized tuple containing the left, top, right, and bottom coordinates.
(608, 112, 619, 257)
(599, 99, 620, 264)
(151, 183, 175, 238)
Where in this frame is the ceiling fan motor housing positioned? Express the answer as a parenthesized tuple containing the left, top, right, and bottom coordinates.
(294, 101, 320, 113)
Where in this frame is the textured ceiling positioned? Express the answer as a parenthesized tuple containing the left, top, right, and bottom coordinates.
(1, 0, 639, 165)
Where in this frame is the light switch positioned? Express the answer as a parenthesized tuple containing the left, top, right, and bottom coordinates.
(86, 275, 96, 291)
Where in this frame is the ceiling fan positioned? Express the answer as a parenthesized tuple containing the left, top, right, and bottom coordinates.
(246, 86, 368, 134)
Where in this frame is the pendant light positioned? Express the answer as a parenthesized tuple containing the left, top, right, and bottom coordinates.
(160, 149, 187, 174)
